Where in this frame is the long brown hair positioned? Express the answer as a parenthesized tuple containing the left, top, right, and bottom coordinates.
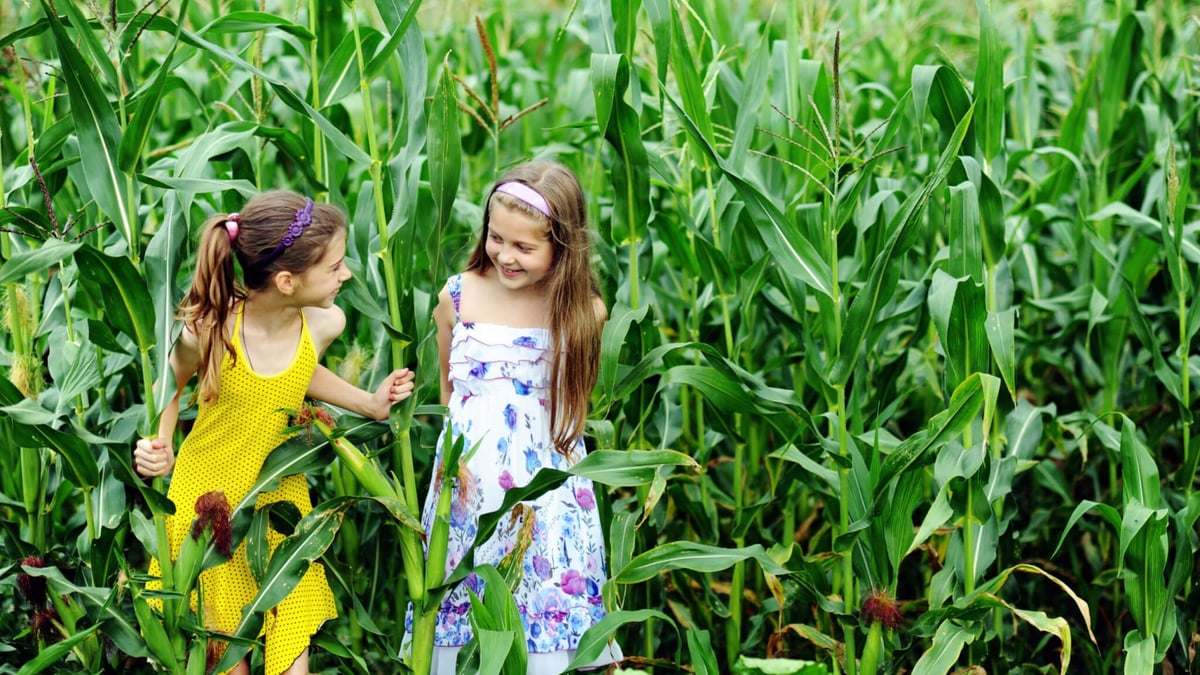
(466, 160, 602, 456)
(179, 190, 346, 404)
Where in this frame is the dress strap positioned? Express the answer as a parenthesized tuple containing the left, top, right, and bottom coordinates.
(233, 301, 245, 351)
(448, 274, 463, 322)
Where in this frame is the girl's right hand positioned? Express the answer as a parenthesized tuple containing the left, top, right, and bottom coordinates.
(134, 438, 175, 478)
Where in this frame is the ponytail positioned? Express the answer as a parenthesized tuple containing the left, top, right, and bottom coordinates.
(177, 215, 245, 404)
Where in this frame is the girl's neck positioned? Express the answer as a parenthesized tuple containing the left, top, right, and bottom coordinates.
(466, 269, 551, 328)
(241, 293, 301, 334)
(237, 293, 304, 376)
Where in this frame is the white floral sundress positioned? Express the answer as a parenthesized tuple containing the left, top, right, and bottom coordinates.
(414, 274, 617, 670)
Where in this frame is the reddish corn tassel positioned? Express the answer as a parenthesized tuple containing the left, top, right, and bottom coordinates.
(860, 588, 902, 629)
(192, 490, 233, 557)
(16, 555, 47, 607)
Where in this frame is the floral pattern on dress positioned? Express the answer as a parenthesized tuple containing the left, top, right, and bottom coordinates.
(412, 274, 612, 654)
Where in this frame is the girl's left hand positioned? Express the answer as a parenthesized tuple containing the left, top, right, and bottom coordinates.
(369, 368, 415, 420)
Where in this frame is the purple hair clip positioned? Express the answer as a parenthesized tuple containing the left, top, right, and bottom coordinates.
(494, 181, 551, 218)
(259, 198, 314, 266)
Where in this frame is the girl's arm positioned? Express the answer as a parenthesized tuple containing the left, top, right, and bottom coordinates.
(303, 304, 415, 420)
(134, 327, 201, 477)
(307, 365, 413, 420)
(434, 284, 455, 407)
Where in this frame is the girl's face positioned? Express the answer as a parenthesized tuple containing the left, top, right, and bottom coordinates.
(294, 229, 351, 307)
(485, 204, 554, 293)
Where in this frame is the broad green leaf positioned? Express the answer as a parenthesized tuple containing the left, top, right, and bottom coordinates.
(1119, 417, 1160, 507)
(565, 609, 677, 672)
(73, 245, 156, 356)
(16, 623, 102, 675)
(0, 239, 80, 284)
(830, 102, 977, 385)
(1123, 631, 1155, 675)
(985, 308, 1017, 401)
(688, 629, 722, 675)
(318, 29, 381, 107)
(591, 54, 622, 135)
(199, 10, 315, 39)
(428, 61, 462, 239)
(0, 377, 98, 488)
(911, 620, 977, 675)
(660, 364, 755, 414)
(670, 8, 715, 149)
(613, 542, 788, 583)
(41, 1, 134, 246)
(973, 0, 1004, 162)
(119, 0, 189, 174)
(570, 449, 699, 486)
(666, 90, 833, 299)
(598, 303, 649, 404)
(211, 499, 352, 674)
(947, 181, 984, 283)
(474, 629, 516, 675)
(875, 373, 993, 491)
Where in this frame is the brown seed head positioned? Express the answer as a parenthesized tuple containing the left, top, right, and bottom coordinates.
(860, 588, 902, 629)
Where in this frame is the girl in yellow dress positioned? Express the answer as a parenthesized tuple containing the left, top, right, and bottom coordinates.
(134, 190, 415, 675)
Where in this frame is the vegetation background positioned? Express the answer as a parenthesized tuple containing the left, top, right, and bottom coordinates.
(0, 0, 1197, 673)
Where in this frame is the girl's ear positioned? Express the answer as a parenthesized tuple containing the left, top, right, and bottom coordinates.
(274, 270, 297, 296)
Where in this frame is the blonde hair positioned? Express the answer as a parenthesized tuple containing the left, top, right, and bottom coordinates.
(179, 190, 346, 404)
(466, 160, 603, 456)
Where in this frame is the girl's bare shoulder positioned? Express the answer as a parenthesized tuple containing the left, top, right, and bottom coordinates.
(303, 305, 347, 354)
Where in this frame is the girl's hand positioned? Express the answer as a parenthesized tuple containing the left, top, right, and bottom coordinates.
(368, 368, 416, 420)
(134, 437, 175, 478)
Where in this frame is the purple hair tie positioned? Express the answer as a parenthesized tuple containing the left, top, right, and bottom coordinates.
(494, 181, 551, 218)
(259, 198, 314, 266)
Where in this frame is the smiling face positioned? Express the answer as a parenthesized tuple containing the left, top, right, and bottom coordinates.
(294, 229, 351, 307)
(485, 204, 554, 294)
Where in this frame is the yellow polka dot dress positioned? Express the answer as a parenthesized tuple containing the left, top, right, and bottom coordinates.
(148, 305, 337, 674)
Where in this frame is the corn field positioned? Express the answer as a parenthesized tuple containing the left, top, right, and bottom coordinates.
(1, 0, 1198, 673)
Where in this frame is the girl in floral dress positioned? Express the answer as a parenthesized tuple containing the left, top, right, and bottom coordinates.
(417, 160, 622, 673)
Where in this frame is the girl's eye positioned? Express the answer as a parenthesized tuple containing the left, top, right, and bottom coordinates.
(516, 245, 530, 252)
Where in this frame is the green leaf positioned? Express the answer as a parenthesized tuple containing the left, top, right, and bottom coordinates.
(985, 308, 1017, 402)
(972, 0, 1004, 162)
(0, 378, 99, 488)
(40, 1, 134, 246)
(570, 449, 699, 486)
(874, 373, 993, 492)
(614, 542, 788, 583)
(830, 101, 977, 385)
(688, 629, 722, 675)
(211, 499, 352, 674)
(565, 609, 677, 671)
(199, 10, 315, 39)
(16, 623, 102, 675)
(73, 245, 156, 356)
(428, 61, 462, 239)
(911, 620, 978, 675)
(1123, 631, 1155, 675)
(666, 90, 833, 299)
(0, 239, 80, 284)
(119, 1, 189, 173)
(317, 29, 380, 107)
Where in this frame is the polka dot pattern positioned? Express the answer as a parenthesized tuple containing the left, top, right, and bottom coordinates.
(147, 307, 337, 674)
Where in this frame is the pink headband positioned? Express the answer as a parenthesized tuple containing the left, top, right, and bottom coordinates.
(494, 181, 550, 218)
(224, 213, 240, 242)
